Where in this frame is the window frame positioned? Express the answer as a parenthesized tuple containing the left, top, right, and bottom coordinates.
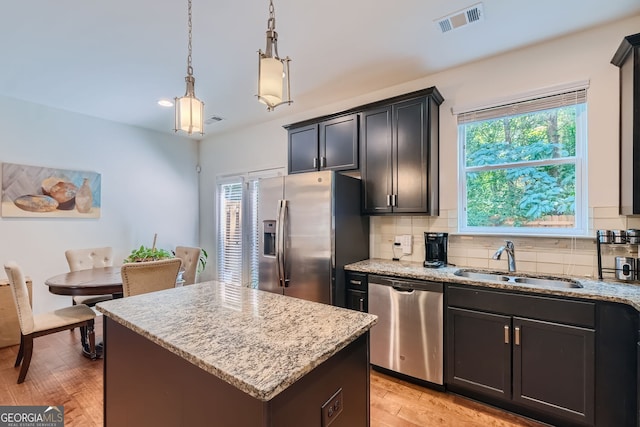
(215, 168, 284, 286)
(457, 87, 589, 237)
(215, 176, 245, 284)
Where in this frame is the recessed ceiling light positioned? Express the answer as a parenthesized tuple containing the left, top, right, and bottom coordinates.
(158, 99, 174, 107)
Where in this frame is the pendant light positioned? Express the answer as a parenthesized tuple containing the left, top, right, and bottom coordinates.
(175, 0, 204, 135)
(257, 0, 292, 111)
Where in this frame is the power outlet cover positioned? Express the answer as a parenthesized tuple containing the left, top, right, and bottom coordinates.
(321, 388, 343, 427)
(395, 235, 412, 254)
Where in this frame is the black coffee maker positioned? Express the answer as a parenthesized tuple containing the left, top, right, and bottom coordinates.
(424, 232, 448, 268)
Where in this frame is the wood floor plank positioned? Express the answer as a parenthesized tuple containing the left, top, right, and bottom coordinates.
(0, 316, 549, 427)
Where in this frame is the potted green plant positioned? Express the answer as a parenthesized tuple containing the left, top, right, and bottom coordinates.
(124, 245, 174, 263)
(124, 234, 174, 263)
(197, 248, 208, 274)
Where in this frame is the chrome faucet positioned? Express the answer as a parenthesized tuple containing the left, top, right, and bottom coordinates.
(493, 240, 516, 272)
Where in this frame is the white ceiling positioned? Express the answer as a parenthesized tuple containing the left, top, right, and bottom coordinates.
(1, 0, 639, 139)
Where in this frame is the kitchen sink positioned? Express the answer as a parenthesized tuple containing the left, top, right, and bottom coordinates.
(454, 269, 583, 289)
(513, 276, 582, 288)
(454, 270, 510, 282)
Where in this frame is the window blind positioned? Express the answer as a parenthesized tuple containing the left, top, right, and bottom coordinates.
(457, 88, 588, 125)
(248, 179, 260, 288)
(217, 180, 243, 283)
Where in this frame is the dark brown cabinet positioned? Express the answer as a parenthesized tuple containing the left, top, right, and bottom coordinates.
(447, 307, 512, 400)
(612, 32, 640, 215)
(345, 272, 367, 312)
(287, 114, 358, 174)
(288, 124, 318, 174)
(511, 316, 594, 422)
(447, 285, 596, 426)
(360, 88, 443, 215)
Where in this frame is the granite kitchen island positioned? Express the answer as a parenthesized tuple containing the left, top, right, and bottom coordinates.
(96, 281, 377, 427)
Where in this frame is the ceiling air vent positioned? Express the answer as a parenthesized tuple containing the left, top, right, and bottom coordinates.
(205, 115, 223, 125)
(435, 2, 484, 33)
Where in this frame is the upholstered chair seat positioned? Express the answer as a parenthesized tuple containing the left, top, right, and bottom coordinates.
(4, 261, 97, 383)
(174, 246, 202, 285)
(121, 258, 182, 297)
(65, 247, 115, 306)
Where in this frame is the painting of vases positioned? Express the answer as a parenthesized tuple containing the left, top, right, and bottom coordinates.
(1, 163, 101, 218)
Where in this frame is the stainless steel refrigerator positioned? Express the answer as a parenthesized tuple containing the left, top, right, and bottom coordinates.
(258, 171, 369, 306)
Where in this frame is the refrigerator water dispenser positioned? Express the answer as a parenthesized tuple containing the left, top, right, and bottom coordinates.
(263, 220, 276, 256)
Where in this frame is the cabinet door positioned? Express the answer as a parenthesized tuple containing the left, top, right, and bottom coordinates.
(392, 97, 429, 214)
(360, 107, 393, 214)
(319, 114, 359, 171)
(346, 289, 367, 312)
(288, 124, 318, 174)
(345, 272, 367, 312)
(447, 307, 512, 401)
(512, 317, 595, 425)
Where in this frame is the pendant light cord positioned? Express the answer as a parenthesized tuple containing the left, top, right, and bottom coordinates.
(266, 0, 279, 59)
(268, 0, 275, 29)
(187, 0, 193, 77)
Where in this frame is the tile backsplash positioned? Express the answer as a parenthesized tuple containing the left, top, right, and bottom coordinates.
(369, 207, 640, 279)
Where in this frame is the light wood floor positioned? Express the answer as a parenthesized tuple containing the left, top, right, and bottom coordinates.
(0, 316, 547, 427)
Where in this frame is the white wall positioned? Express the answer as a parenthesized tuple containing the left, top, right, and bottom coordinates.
(0, 97, 199, 314)
(199, 14, 640, 280)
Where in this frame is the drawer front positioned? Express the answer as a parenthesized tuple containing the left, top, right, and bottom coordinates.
(447, 285, 595, 328)
(346, 289, 367, 312)
(346, 272, 367, 290)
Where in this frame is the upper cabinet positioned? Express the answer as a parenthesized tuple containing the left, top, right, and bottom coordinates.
(361, 88, 443, 215)
(612, 32, 640, 215)
(284, 87, 443, 216)
(287, 114, 358, 174)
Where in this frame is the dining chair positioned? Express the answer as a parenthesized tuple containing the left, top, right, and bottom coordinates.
(121, 258, 182, 297)
(4, 261, 97, 384)
(174, 246, 202, 285)
(65, 246, 115, 306)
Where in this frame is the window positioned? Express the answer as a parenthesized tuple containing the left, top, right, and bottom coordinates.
(217, 178, 243, 284)
(216, 169, 283, 287)
(457, 86, 588, 236)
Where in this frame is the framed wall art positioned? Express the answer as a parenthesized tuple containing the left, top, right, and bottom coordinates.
(1, 163, 101, 218)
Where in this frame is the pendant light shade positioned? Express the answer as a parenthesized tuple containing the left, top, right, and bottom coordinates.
(257, 0, 292, 111)
(175, 0, 204, 135)
(175, 75, 204, 135)
(259, 57, 284, 106)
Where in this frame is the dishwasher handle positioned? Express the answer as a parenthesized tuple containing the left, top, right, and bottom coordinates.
(369, 275, 443, 293)
(392, 286, 415, 293)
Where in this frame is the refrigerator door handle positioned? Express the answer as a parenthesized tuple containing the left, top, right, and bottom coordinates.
(281, 199, 290, 287)
(276, 200, 284, 287)
(276, 199, 288, 288)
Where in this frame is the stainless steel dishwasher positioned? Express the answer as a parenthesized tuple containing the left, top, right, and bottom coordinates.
(368, 274, 443, 385)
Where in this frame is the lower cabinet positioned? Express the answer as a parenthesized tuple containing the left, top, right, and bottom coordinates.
(512, 316, 594, 422)
(345, 272, 367, 312)
(447, 285, 596, 426)
(447, 308, 512, 400)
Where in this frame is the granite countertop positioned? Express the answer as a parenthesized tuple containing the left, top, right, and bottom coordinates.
(96, 281, 377, 402)
(346, 258, 640, 311)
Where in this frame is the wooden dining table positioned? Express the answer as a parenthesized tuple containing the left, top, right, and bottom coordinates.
(44, 266, 123, 297)
(45, 266, 123, 358)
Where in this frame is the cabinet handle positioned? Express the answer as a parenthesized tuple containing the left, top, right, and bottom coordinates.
(313, 158, 318, 168)
(359, 298, 364, 312)
(515, 326, 521, 346)
(349, 280, 362, 285)
(321, 156, 326, 168)
(386, 195, 392, 207)
(392, 194, 397, 207)
(504, 325, 509, 344)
